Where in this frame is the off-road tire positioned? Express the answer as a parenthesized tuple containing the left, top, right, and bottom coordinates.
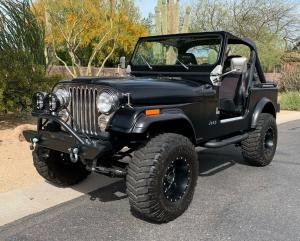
(33, 147, 90, 186)
(126, 133, 198, 223)
(241, 113, 277, 166)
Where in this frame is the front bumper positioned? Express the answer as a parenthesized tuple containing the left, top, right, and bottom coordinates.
(24, 114, 111, 160)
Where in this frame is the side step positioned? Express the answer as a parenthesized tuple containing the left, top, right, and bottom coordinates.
(204, 133, 249, 148)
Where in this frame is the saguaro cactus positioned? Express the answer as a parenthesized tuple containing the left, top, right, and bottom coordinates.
(153, 0, 191, 64)
(154, 0, 190, 35)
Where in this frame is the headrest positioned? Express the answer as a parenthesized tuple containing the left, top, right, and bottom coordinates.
(230, 57, 248, 73)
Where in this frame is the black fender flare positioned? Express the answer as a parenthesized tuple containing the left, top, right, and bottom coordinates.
(132, 109, 197, 143)
(251, 97, 277, 128)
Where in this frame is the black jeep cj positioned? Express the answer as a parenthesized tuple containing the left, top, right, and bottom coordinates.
(25, 31, 279, 223)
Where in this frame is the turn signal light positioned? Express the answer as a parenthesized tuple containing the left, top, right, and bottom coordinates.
(145, 109, 160, 116)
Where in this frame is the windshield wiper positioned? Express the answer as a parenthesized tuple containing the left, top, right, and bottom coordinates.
(138, 54, 153, 70)
(176, 57, 189, 70)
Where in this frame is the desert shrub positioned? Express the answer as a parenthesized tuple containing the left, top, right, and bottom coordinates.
(0, 0, 58, 113)
(0, 48, 61, 113)
(0, 49, 62, 113)
(279, 66, 300, 92)
(279, 91, 300, 111)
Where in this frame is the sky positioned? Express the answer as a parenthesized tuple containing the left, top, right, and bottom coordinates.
(135, 0, 192, 18)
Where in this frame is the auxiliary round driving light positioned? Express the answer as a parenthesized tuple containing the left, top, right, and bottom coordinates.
(32, 92, 47, 110)
(47, 93, 60, 112)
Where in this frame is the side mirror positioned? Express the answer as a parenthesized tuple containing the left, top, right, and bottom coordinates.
(126, 65, 131, 74)
(214, 57, 248, 82)
(210, 65, 223, 86)
(120, 56, 126, 69)
(230, 57, 247, 72)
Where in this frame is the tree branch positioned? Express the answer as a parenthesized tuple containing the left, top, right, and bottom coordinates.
(96, 40, 116, 76)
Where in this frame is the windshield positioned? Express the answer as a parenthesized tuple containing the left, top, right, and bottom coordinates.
(131, 36, 221, 68)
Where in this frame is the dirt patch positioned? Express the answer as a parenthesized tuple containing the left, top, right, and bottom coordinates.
(0, 122, 42, 193)
(0, 114, 36, 130)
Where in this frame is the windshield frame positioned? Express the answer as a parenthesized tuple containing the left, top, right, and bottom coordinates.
(129, 32, 226, 75)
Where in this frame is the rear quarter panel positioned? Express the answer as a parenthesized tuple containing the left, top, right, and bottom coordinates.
(247, 87, 278, 115)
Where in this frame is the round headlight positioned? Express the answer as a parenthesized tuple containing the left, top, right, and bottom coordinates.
(96, 91, 119, 115)
(32, 92, 47, 110)
(54, 87, 70, 109)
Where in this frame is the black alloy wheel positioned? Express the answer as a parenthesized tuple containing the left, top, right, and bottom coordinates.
(263, 127, 275, 156)
(163, 157, 190, 203)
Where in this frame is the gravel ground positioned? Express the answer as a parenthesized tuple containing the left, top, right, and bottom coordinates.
(0, 124, 42, 193)
(0, 120, 299, 241)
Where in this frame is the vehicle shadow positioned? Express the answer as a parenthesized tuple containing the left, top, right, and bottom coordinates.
(88, 179, 127, 202)
(197, 145, 248, 176)
(78, 145, 248, 203)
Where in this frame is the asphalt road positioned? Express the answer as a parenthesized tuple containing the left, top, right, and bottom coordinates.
(1, 120, 300, 241)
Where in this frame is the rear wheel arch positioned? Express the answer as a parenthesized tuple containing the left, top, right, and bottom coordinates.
(251, 98, 276, 128)
(262, 102, 276, 117)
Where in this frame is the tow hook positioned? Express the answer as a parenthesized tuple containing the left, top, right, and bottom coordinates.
(68, 147, 79, 163)
(30, 138, 39, 151)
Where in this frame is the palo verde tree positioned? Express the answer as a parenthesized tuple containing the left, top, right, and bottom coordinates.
(34, 0, 147, 77)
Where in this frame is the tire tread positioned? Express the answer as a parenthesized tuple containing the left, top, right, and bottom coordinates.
(126, 133, 198, 222)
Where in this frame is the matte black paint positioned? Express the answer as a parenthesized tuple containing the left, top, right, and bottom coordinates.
(69, 77, 215, 105)
(23, 130, 104, 160)
(204, 133, 249, 148)
(32, 31, 278, 151)
(251, 97, 277, 128)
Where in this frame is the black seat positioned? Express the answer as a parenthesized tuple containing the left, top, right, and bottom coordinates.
(176, 53, 197, 65)
(219, 57, 249, 115)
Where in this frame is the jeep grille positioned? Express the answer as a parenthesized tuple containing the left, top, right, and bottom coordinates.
(69, 86, 98, 135)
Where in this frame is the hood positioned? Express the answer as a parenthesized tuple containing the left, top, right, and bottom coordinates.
(70, 76, 206, 105)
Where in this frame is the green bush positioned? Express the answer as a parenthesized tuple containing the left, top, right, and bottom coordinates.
(0, 0, 60, 114)
(0, 50, 61, 113)
(279, 91, 300, 111)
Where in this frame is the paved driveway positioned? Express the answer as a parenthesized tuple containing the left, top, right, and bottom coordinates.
(1, 120, 300, 241)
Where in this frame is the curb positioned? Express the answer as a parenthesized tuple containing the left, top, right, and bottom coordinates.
(276, 111, 300, 125)
(0, 174, 117, 227)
